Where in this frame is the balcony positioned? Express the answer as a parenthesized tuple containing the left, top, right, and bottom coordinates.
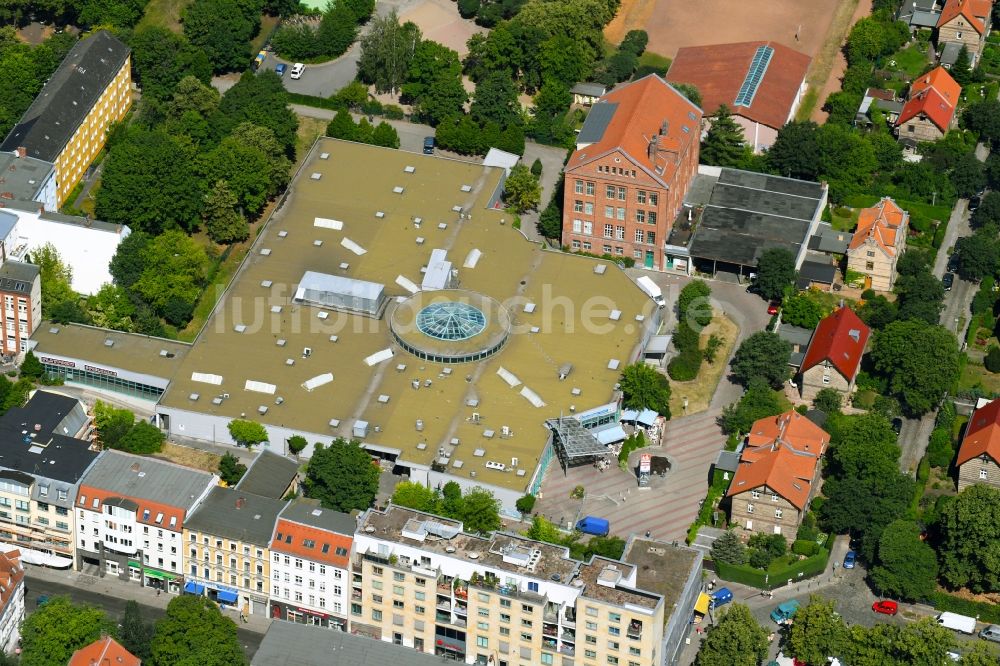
(436, 601, 451, 612)
(628, 620, 642, 640)
(561, 630, 575, 643)
(559, 644, 575, 657)
(542, 637, 558, 651)
(351, 591, 362, 601)
(542, 626, 557, 638)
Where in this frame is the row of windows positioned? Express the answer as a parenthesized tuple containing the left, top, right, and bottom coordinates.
(272, 585, 342, 611)
(570, 240, 647, 259)
(569, 221, 656, 245)
(573, 180, 659, 206)
(43, 365, 164, 400)
(746, 504, 783, 518)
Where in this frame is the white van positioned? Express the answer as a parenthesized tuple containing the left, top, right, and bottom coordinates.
(936, 612, 977, 634)
(290, 63, 305, 80)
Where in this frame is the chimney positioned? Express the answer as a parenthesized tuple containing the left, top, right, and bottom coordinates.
(660, 120, 668, 136)
(236, 497, 246, 509)
(15, 147, 25, 159)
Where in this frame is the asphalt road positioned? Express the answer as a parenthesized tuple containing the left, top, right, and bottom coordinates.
(25, 574, 264, 660)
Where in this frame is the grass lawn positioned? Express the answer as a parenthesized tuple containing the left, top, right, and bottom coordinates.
(959, 362, 1000, 396)
(637, 51, 671, 74)
(830, 207, 859, 232)
(668, 312, 738, 416)
(889, 43, 930, 79)
(154, 442, 221, 473)
(138, 0, 191, 32)
(800, 287, 855, 313)
(294, 116, 328, 165)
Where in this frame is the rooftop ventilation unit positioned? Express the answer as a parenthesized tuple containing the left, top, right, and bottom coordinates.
(104, 339, 114, 347)
(260, 248, 271, 256)
(314, 217, 343, 230)
(192, 372, 223, 385)
(261, 280, 273, 288)
(404, 166, 415, 173)
(310, 172, 322, 180)
(393, 186, 404, 194)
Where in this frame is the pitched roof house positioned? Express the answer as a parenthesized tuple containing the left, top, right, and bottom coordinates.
(69, 636, 141, 666)
(896, 66, 960, 143)
(846, 197, 910, 291)
(0, 550, 24, 654)
(936, 0, 993, 65)
(956, 398, 1000, 491)
(665, 41, 811, 152)
(727, 410, 829, 540)
(798, 307, 871, 401)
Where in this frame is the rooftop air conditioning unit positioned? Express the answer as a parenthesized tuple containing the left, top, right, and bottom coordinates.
(303, 347, 312, 358)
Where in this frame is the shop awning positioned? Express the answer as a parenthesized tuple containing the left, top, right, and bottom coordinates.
(695, 592, 711, 615)
(636, 409, 658, 427)
(143, 568, 176, 580)
(621, 409, 639, 422)
(127, 560, 141, 569)
(0, 544, 72, 569)
(217, 589, 239, 604)
(184, 581, 205, 595)
(595, 425, 627, 445)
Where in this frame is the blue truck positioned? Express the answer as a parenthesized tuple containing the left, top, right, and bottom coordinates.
(575, 516, 610, 537)
(709, 587, 733, 609)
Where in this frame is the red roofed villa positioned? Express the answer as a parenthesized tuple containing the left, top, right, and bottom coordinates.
(562, 74, 702, 271)
(846, 197, 910, 291)
(798, 307, 871, 401)
(956, 398, 1000, 491)
(896, 66, 960, 144)
(937, 0, 993, 66)
(665, 40, 811, 153)
(69, 636, 141, 666)
(727, 410, 829, 541)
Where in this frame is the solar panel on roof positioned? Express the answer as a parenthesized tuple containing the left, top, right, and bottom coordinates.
(734, 46, 774, 108)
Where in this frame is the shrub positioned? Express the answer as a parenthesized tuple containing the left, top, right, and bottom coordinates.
(917, 455, 931, 483)
(986, 345, 1000, 373)
(530, 158, 543, 176)
(382, 104, 405, 119)
(515, 494, 536, 515)
(667, 349, 701, 381)
(570, 485, 585, 500)
(672, 321, 699, 352)
(792, 540, 819, 556)
(927, 428, 954, 468)
(748, 548, 773, 569)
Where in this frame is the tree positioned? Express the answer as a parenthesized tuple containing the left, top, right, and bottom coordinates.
(827, 412, 901, 481)
(214, 71, 298, 156)
(150, 595, 247, 666)
(304, 439, 379, 512)
(129, 26, 212, 101)
(870, 320, 960, 416)
(94, 401, 136, 450)
(786, 596, 845, 665)
(936, 484, 1000, 592)
(34, 242, 76, 318)
(720, 379, 786, 434)
(700, 105, 750, 167)
(813, 387, 842, 414)
(972, 191, 1000, 229)
(316, 5, 359, 58)
(471, 70, 522, 129)
(962, 643, 1000, 666)
(371, 121, 401, 149)
(120, 600, 153, 661)
(20, 596, 116, 666)
(401, 40, 466, 126)
(955, 228, 1000, 281)
(287, 435, 308, 455)
(870, 519, 938, 601)
(357, 11, 421, 94)
(88, 284, 137, 332)
(20, 349, 43, 379)
(710, 529, 746, 565)
(951, 151, 986, 198)
(110, 232, 151, 291)
(201, 137, 276, 216)
(755, 247, 796, 301)
(678, 280, 712, 328)
(857, 293, 897, 329)
(671, 82, 701, 107)
(820, 474, 915, 558)
(183, 0, 260, 72)
(963, 98, 1000, 148)
(731, 331, 791, 388)
(218, 452, 247, 486)
(391, 480, 439, 512)
(695, 604, 769, 666)
(118, 421, 165, 455)
(619, 363, 671, 418)
(816, 123, 878, 201)
(202, 180, 249, 244)
(781, 293, 825, 328)
(894, 269, 945, 325)
(951, 45, 973, 85)
(515, 493, 536, 516)
(131, 230, 209, 320)
(503, 165, 541, 212)
(227, 419, 268, 448)
(459, 487, 502, 533)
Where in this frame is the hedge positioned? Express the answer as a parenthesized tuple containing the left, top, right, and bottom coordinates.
(667, 349, 701, 381)
(930, 591, 1000, 624)
(715, 533, 834, 589)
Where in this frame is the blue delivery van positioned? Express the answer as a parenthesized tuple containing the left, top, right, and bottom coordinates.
(710, 587, 733, 609)
(576, 516, 610, 536)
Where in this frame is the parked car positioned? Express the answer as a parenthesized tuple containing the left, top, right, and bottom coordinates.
(872, 600, 898, 615)
(767, 301, 780, 315)
(275, 63, 286, 77)
(290, 62, 305, 79)
(943, 272, 955, 291)
(979, 624, 1000, 643)
(770, 599, 800, 623)
(947, 253, 960, 273)
(709, 587, 733, 609)
(423, 136, 436, 154)
(891, 418, 903, 435)
(843, 550, 856, 569)
(969, 195, 981, 212)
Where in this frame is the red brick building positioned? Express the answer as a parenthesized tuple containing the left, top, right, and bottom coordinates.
(562, 75, 702, 271)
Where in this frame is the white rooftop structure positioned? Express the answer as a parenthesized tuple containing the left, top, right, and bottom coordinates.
(421, 249, 453, 291)
(483, 148, 520, 176)
(293, 270, 387, 317)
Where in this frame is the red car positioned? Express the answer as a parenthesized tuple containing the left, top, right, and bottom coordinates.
(767, 301, 780, 315)
(872, 600, 898, 616)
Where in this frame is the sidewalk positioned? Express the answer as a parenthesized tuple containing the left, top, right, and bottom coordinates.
(24, 563, 273, 634)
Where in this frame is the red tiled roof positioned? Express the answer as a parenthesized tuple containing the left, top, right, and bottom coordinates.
(78, 485, 188, 532)
(897, 88, 956, 132)
(937, 0, 991, 33)
(69, 636, 141, 666)
(909, 67, 962, 107)
(566, 75, 701, 188)
(800, 307, 871, 381)
(270, 518, 353, 567)
(0, 551, 23, 621)
(727, 410, 828, 510)
(665, 41, 811, 130)
(849, 197, 908, 255)
(957, 398, 1000, 466)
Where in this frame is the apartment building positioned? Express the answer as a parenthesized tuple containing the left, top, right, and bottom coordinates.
(0, 31, 132, 207)
(562, 75, 702, 271)
(0, 261, 40, 359)
(183, 486, 285, 616)
(0, 391, 97, 569)
(351, 505, 701, 666)
(76, 450, 216, 593)
(846, 197, 909, 292)
(270, 502, 355, 629)
(0, 550, 24, 655)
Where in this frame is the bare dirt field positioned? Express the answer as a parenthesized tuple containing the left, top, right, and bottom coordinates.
(606, 0, 842, 59)
(398, 0, 485, 56)
(808, 0, 872, 122)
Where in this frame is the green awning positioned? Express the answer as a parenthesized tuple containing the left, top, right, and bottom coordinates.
(143, 568, 177, 580)
(128, 560, 141, 568)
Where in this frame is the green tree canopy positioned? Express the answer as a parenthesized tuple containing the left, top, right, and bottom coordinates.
(471, 70, 522, 129)
(936, 484, 1000, 592)
(503, 164, 541, 212)
(392, 481, 439, 512)
(813, 387, 842, 414)
(131, 230, 209, 323)
(710, 529, 746, 565)
(118, 421, 165, 454)
(150, 594, 247, 666)
(720, 379, 786, 434)
(781, 293, 826, 328)
(870, 519, 938, 601)
(94, 400, 136, 450)
(357, 11, 421, 94)
(700, 105, 750, 167)
(183, 0, 262, 72)
(678, 280, 712, 328)
(755, 247, 796, 301)
(120, 600, 153, 661)
(34, 243, 76, 319)
(786, 596, 845, 665)
(218, 452, 247, 486)
(20, 597, 117, 666)
(619, 363, 671, 418)
(202, 180, 249, 244)
(695, 603, 769, 666)
(870, 319, 960, 416)
(129, 27, 213, 101)
(214, 71, 298, 155)
(227, 419, 269, 448)
(731, 331, 791, 388)
(304, 439, 380, 512)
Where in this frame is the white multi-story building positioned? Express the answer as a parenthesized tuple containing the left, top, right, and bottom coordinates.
(75, 450, 216, 593)
(269, 502, 355, 630)
(0, 549, 24, 654)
